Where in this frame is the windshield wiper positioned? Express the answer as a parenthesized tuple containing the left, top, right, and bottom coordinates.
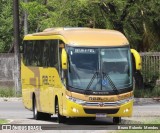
(85, 71, 99, 91)
(102, 72, 119, 94)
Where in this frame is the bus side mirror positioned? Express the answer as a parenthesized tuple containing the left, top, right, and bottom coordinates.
(131, 49, 142, 70)
(61, 48, 68, 70)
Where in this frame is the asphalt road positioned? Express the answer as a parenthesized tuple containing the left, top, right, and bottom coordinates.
(0, 100, 160, 131)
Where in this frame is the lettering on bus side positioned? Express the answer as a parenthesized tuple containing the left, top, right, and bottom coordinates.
(42, 76, 49, 85)
(42, 75, 54, 85)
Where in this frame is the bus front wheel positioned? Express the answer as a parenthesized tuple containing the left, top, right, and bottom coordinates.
(55, 101, 66, 123)
(113, 117, 121, 124)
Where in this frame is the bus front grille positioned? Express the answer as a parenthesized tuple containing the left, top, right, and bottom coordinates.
(83, 108, 119, 114)
(84, 102, 119, 106)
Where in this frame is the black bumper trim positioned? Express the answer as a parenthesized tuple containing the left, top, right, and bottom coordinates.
(83, 108, 119, 114)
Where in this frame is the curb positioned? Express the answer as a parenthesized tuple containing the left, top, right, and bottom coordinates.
(134, 98, 160, 105)
(0, 97, 22, 102)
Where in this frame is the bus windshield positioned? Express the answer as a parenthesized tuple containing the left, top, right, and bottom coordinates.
(67, 46, 132, 92)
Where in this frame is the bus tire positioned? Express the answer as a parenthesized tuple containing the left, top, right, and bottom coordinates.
(55, 100, 66, 123)
(41, 113, 51, 120)
(33, 98, 42, 120)
(113, 117, 121, 124)
(87, 117, 96, 121)
(79, 117, 96, 121)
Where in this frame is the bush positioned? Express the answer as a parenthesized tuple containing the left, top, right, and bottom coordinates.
(134, 85, 160, 98)
(0, 87, 15, 97)
(0, 119, 8, 124)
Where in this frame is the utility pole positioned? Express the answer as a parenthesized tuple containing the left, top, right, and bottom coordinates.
(24, 0, 28, 35)
(13, 0, 21, 96)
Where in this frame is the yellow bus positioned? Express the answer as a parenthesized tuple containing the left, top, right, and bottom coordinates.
(21, 27, 141, 124)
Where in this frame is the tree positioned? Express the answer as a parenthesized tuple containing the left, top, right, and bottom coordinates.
(98, 0, 160, 51)
(0, 0, 160, 52)
(0, 1, 13, 52)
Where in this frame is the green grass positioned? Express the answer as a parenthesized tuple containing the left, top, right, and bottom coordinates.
(0, 87, 15, 97)
(0, 119, 8, 124)
(134, 86, 160, 98)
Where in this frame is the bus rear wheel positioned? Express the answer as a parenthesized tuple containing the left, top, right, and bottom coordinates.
(33, 98, 51, 120)
(55, 101, 66, 123)
(113, 117, 121, 124)
(33, 98, 41, 120)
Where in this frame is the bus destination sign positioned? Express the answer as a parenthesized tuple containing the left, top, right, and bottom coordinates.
(74, 48, 96, 54)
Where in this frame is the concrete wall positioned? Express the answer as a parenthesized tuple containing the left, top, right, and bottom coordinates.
(0, 54, 15, 88)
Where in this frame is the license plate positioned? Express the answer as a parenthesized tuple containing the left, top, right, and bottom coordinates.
(96, 114, 107, 118)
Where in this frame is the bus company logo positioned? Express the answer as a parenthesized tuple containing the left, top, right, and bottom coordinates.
(99, 102, 104, 107)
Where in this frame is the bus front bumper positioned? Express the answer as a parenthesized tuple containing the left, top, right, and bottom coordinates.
(63, 99, 133, 117)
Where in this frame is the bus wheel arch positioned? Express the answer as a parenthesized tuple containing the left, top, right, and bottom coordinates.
(32, 92, 35, 110)
(55, 96, 66, 123)
(55, 96, 58, 114)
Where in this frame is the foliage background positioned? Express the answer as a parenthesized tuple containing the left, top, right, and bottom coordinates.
(0, 0, 160, 52)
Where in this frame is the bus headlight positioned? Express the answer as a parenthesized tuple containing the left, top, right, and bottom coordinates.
(117, 96, 134, 105)
(66, 95, 86, 105)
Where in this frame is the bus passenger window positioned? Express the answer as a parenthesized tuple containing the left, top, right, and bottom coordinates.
(49, 40, 58, 69)
(43, 41, 50, 67)
(32, 41, 39, 66)
(59, 42, 66, 83)
(23, 41, 34, 66)
(35, 41, 44, 66)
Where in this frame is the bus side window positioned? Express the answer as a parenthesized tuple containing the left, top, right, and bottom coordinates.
(23, 41, 27, 65)
(49, 40, 58, 69)
(29, 40, 44, 67)
(43, 41, 50, 67)
(32, 41, 38, 66)
(36, 41, 44, 66)
(23, 41, 34, 66)
(59, 41, 65, 82)
(59, 42, 64, 70)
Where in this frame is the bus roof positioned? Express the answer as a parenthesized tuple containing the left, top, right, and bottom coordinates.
(23, 28, 129, 47)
